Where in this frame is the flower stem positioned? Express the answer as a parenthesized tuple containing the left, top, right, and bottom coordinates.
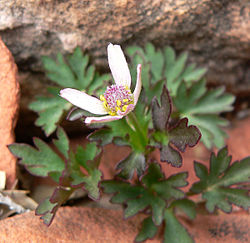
(126, 112, 148, 151)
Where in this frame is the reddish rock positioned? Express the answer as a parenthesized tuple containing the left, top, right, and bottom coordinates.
(227, 117, 250, 161)
(0, 207, 158, 243)
(0, 207, 249, 242)
(0, 37, 19, 188)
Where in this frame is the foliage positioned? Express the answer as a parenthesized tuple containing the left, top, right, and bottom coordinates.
(151, 86, 201, 167)
(9, 127, 102, 225)
(191, 147, 250, 213)
(174, 79, 235, 148)
(29, 47, 110, 136)
(8, 43, 247, 243)
(103, 162, 193, 242)
(126, 43, 234, 149)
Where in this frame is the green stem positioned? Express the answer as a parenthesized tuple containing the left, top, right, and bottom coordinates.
(126, 112, 148, 151)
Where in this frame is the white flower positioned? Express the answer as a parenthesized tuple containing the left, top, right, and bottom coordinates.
(60, 43, 142, 124)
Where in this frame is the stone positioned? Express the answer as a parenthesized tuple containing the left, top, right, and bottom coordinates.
(0, 206, 249, 242)
(0, 37, 20, 188)
(0, 0, 249, 92)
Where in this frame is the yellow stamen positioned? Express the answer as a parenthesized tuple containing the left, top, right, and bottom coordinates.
(109, 111, 116, 116)
(116, 100, 121, 106)
(123, 99, 128, 103)
(100, 95, 106, 101)
(122, 105, 128, 112)
(115, 106, 120, 112)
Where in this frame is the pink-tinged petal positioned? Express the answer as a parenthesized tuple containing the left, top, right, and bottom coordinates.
(117, 104, 135, 116)
(60, 88, 108, 115)
(85, 115, 123, 124)
(107, 43, 131, 88)
(133, 64, 142, 105)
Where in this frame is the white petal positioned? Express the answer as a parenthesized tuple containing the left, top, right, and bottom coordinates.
(117, 104, 135, 116)
(60, 88, 108, 115)
(133, 64, 142, 105)
(85, 115, 123, 124)
(107, 43, 131, 88)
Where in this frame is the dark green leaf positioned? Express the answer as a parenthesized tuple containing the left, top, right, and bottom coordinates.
(191, 147, 250, 213)
(116, 152, 146, 180)
(103, 163, 188, 226)
(171, 199, 196, 220)
(135, 217, 158, 242)
(164, 209, 193, 243)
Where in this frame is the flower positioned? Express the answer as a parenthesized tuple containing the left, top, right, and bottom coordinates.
(60, 43, 142, 124)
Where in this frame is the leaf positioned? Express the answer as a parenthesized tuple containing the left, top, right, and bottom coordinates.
(29, 87, 71, 136)
(191, 147, 250, 213)
(152, 87, 201, 167)
(103, 163, 188, 226)
(116, 152, 146, 180)
(169, 118, 201, 152)
(135, 216, 158, 242)
(30, 48, 110, 135)
(174, 79, 235, 149)
(171, 199, 196, 220)
(8, 128, 67, 180)
(152, 86, 171, 131)
(35, 172, 74, 226)
(160, 145, 183, 167)
(164, 209, 193, 243)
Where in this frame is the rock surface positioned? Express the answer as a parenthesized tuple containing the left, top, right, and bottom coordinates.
(0, 0, 249, 92)
(0, 37, 19, 188)
(0, 206, 249, 242)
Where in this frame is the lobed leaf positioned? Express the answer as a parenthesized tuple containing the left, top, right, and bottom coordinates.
(103, 163, 188, 226)
(116, 152, 146, 180)
(174, 79, 235, 149)
(152, 88, 201, 167)
(8, 129, 67, 180)
(31, 48, 110, 135)
(135, 216, 158, 242)
(164, 209, 193, 243)
(191, 147, 250, 213)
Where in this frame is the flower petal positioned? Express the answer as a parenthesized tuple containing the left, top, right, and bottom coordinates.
(107, 43, 131, 88)
(133, 64, 142, 105)
(85, 115, 123, 124)
(60, 88, 108, 115)
(117, 104, 135, 116)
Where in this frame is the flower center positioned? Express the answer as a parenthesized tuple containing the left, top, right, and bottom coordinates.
(100, 85, 134, 116)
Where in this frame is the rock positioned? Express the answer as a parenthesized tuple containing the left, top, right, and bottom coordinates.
(0, 206, 249, 242)
(0, 0, 249, 93)
(0, 37, 20, 188)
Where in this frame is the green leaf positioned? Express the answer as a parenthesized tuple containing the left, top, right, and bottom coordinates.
(35, 198, 57, 226)
(116, 152, 146, 180)
(191, 147, 250, 213)
(164, 209, 193, 243)
(135, 217, 158, 242)
(174, 79, 235, 149)
(31, 48, 110, 135)
(35, 172, 74, 226)
(29, 87, 71, 136)
(8, 129, 66, 179)
(171, 199, 196, 220)
(103, 163, 188, 226)
(53, 127, 70, 159)
(61, 143, 102, 200)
